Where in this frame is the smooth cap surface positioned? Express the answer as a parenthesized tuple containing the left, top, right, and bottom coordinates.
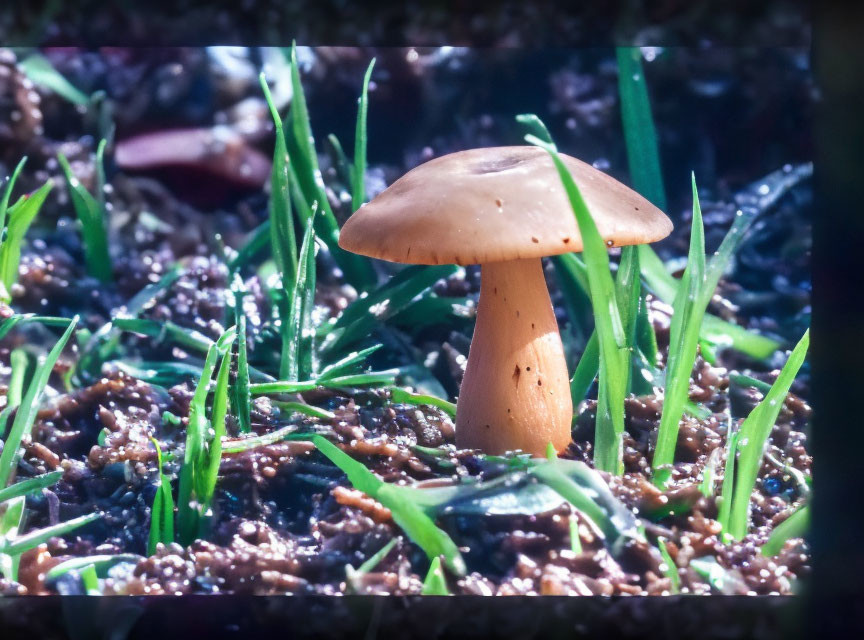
(339, 146, 672, 265)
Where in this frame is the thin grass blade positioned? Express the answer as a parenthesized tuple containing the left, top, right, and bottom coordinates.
(0, 181, 53, 298)
(351, 58, 375, 212)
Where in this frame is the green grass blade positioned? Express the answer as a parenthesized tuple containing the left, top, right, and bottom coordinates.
(327, 134, 353, 188)
(259, 72, 298, 288)
(351, 58, 376, 212)
(716, 429, 740, 538)
(354, 537, 398, 576)
(317, 344, 382, 380)
(615, 245, 642, 393)
(57, 152, 112, 282)
(0, 156, 27, 236)
(18, 53, 89, 106)
(389, 388, 456, 418)
(2, 512, 100, 557)
(0, 470, 63, 504)
(525, 132, 628, 475)
(0, 314, 72, 342)
(699, 447, 721, 499)
(322, 265, 458, 356)
(652, 176, 707, 483)
(228, 219, 271, 272)
(231, 277, 252, 434)
(421, 556, 449, 595)
(113, 317, 214, 354)
(310, 435, 466, 576)
(271, 400, 335, 420)
(569, 330, 599, 405)
(0, 181, 53, 298)
(761, 503, 809, 557)
(615, 47, 667, 210)
(0, 348, 29, 439)
(199, 347, 232, 535)
(0, 316, 78, 487)
(45, 554, 141, 582)
(728, 329, 809, 540)
(176, 342, 223, 545)
(656, 536, 680, 594)
(282, 44, 376, 290)
(284, 210, 318, 381)
(250, 369, 398, 395)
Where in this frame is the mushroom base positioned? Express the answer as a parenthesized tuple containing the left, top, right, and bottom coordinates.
(456, 258, 573, 455)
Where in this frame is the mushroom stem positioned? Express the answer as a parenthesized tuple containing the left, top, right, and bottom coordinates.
(456, 257, 573, 455)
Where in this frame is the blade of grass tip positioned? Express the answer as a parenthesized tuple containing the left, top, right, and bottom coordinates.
(18, 53, 90, 106)
(728, 329, 809, 540)
(389, 387, 457, 419)
(524, 131, 628, 475)
(569, 330, 599, 406)
(699, 446, 722, 499)
(354, 537, 398, 576)
(317, 344, 383, 380)
(231, 276, 252, 434)
(0, 156, 27, 235)
(271, 400, 335, 421)
(2, 512, 101, 557)
(761, 503, 809, 557)
(0, 181, 53, 300)
(717, 428, 740, 538)
(284, 208, 318, 381)
(57, 153, 112, 282)
(259, 72, 298, 288)
(0, 316, 77, 487)
(421, 556, 449, 595)
(351, 58, 375, 213)
(0, 470, 63, 504)
(327, 134, 353, 188)
(651, 175, 707, 486)
(95, 138, 107, 215)
(199, 346, 232, 538)
(656, 536, 681, 594)
(615, 47, 667, 211)
(283, 44, 376, 291)
(310, 435, 466, 576)
(176, 342, 223, 546)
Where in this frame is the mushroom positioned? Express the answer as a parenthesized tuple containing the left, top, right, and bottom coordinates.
(339, 146, 672, 455)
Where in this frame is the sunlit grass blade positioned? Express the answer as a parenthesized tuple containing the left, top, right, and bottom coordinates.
(728, 329, 809, 540)
(0, 316, 78, 487)
(18, 53, 90, 106)
(351, 58, 375, 212)
(0, 156, 26, 235)
(569, 330, 599, 405)
(389, 388, 456, 418)
(0, 470, 63, 504)
(0, 181, 53, 300)
(317, 344, 383, 380)
(0, 495, 24, 580)
(652, 176, 707, 484)
(147, 438, 174, 555)
(525, 132, 628, 475)
(228, 219, 271, 272)
(322, 264, 458, 357)
(231, 276, 252, 434)
(0, 314, 73, 342)
(283, 209, 318, 381)
(0, 348, 28, 438)
(716, 430, 740, 537)
(271, 400, 335, 420)
(615, 47, 667, 211)
(1, 511, 101, 557)
(281, 44, 376, 290)
(310, 434, 466, 576)
(421, 556, 449, 595)
(259, 72, 297, 288)
(761, 503, 809, 557)
(57, 150, 112, 282)
(656, 536, 680, 594)
(199, 343, 232, 536)
(176, 331, 235, 545)
(250, 369, 399, 395)
(46, 554, 141, 582)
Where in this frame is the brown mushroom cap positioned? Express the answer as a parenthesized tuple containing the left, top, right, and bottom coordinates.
(339, 146, 672, 265)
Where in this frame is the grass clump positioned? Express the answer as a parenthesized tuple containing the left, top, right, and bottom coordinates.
(58, 142, 113, 283)
(147, 438, 175, 555)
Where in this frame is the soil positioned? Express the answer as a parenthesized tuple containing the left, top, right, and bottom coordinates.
(0, 46, 811, 597)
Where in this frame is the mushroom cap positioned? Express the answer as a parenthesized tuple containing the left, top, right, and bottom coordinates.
(339, 146, 672, 265)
